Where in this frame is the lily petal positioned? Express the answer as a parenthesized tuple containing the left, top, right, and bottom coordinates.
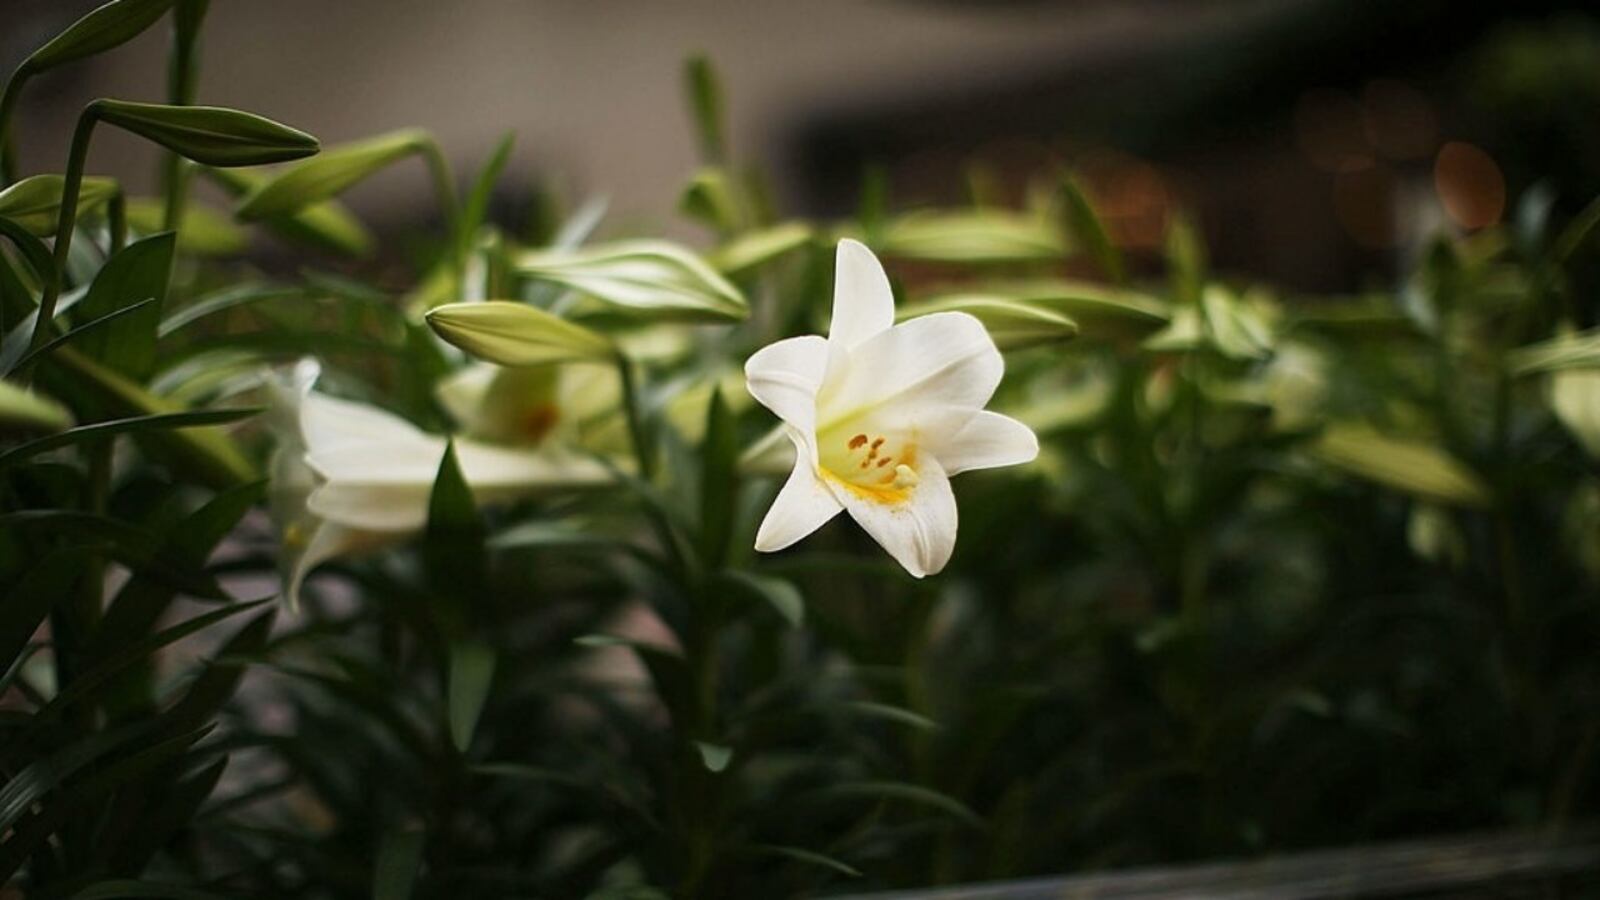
(755, 439, 844, 552)
(284, 520, 398, 611)
(301, 391, 428, 453)
(828, 238, 895, 349)
(827, 454, 957, 578)
(818, 312, 1002, 426)
(745, 334, 829, 433)
(927, 410, 1039, 475)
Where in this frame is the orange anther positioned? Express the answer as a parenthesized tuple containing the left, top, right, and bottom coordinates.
(876, 457, 892, 467)
(848, 434, 868, 450)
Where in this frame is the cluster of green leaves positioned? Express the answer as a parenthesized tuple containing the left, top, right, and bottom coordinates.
(3, 4, 1600, 900)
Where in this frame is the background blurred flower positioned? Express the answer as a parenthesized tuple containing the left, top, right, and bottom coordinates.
(266, 359, 611, 607)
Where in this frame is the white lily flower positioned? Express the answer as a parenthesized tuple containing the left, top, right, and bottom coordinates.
(743, 240, 1038, 577)
(266, 360, 611, 609)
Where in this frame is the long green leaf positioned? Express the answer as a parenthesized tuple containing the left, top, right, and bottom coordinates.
(236, 128, 428, 219)
(0, 407, 258, 470)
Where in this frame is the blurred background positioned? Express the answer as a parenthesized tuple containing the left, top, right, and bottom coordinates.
(8, 0, 1600, 293)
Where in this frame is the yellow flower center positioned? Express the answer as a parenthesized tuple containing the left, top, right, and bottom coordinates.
(818, 424, 919, 505)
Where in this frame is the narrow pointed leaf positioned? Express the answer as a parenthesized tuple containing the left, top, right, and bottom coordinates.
(710, 221, 813, 275)
(0, 406, 256, 470)
(236, 128, 427, 219)
(683, 54, 726, 164)
(447, 641, 496, 752)
(204, 166, 372, 256)
(1057, 174, 1124, 283)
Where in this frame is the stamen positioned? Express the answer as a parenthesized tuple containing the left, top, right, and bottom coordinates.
(870, 437, 885, 450)
(876, 457, 892, 467)
(848, 434, 868, 450)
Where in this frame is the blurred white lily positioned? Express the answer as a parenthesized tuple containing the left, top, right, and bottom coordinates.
(267, 360, 610, 608)
(744, 240, 1038, 577)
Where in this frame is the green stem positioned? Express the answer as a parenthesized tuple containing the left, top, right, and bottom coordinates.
(161, 6, 203, 230)
(19, 101, 102, 383)
(615, 348, 655, 482)
(0, 64, 31, 186)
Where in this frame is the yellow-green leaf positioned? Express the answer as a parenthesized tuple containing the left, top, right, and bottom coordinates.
(0, 175, 119, 237)
(514, 240, 747, 323)
(710, 222, 814, 276)
(1310, 422, 1490, 507)
(897, 295, 1077, 351)
(235, 128, 428, 220)
(880, 210, 1067, 264)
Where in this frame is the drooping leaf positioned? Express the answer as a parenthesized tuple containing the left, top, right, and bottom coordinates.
(515, 240, 747, 323)
(0, 174, 119, 236)
(426, 301, 613, 366)
(94, 99, 318, 167)
(235, 128, 428, 219)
